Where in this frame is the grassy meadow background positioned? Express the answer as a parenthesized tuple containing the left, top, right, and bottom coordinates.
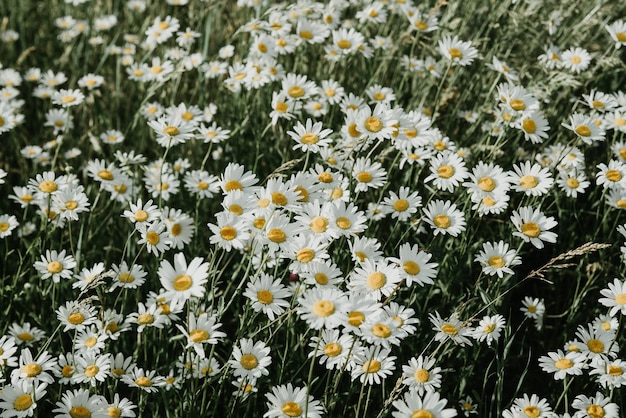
(0, 0, 625, 416)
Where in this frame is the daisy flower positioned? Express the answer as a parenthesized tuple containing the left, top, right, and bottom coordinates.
(472, 314, 506, 346)
(264, 383, 324, 418)
(229, 338, 272, 380)
(56, 300, 98, 332)
(572, 392, 619, 418)
(349, 258, 402, 301)
(72, 352, 111, 386)
(438, 35, 478, 66)
(521, 297, 545, 331)
(158, 252, 209, 303)
(11, 349, 58, 385)
(351, 345, 396, 386)
(511, 206, 558, 249)
(297, 287, 348, 330)
(390, 243, 438, 286)
(348, 236, 383, 264)
(288, 118, 333, 153)
(177, 312, 226, 358)
(590, 359, 626, 389)
(598, 278, 626, 316)
(208, 211, 251, 252)
(51, 88, 85, 107)
(147, 114, 196, 148)
(391, 390, 457, 418)
(572, 323, 618, 364)
(220, 162, 259, 194)
(33, 249, 76, 282)
(538, 350, 585, 380)
(562, 113, 605, 144)
(330, 200, 368, 237)
(360, 316, 404, 348)
(605, 20, 626, 49)
(560, 46, 592, 73)
(356, 103, 397, 142)
(596, 160, 626, 189)
(122, 367, 165, 393)
(429, 311, 473, 346)
(512, 394, 552, 418)
(308, 329, 357, 371)
(0, 214, 18, 238)
(422, 200, 466, 237)
(109, 261, 147, 291)
(137, 220, 171, 256)
(474, 241, 521, 278)
(401, 355, 442, 395)
(557, 168, 590, 198)
(0, 381, 47, 418)
(425, 151, 469, 192)
(106, 394, 137, 418)
(509, 161, 554, 196)
(125, 302, 167, 333)
(243, 273, 292, 320)
(517, 110, 549, 144)
(8, 323, 46, 347)
(459, 396, 478, 417)
(381, 187, 421, 221)
(351, 157, 387, 192)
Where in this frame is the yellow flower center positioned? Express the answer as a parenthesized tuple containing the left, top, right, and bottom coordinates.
(190, 329, 209, 343)
(336, 217, 351, 230)
(282, 402, 303, 417)
(14, 394, 33, 412)
(68, 312, 85, 325)
(224, 180, 243, 191)
(441, 323, 458, 335)
(521, 222, 541, 238)
(522, 119, 537, 133)
(299, 30, 313, 40)
(615, 293, 626, 304)
(22, 363, 42, 377)
(119, 272, 134, 283)
(300, 133, 318, 145)
(240, 354, 258, 370)
(356, 171, 373, 183)
(312, 300, 336, 317)
(477, 177, 496, 192)
(98, 170, 114, 181)
(39, 180, 58, 193)
(134, 210, 148, 222)
(448, 48, 463, 60)
(367, 272, 386, 290)
(403, 261, 420, 276)
(137, 313, 154, 325)
(488, 256, 505, 268)
(414, 368, 429, 383)
(337, 39, 351, 49)
(509, 99, 526, 111)
(566, 178, 579, 188)
(85, 365, 99, 377)
(587, 339, 604, 353)
(609, 365, 623, 376)
(315, 273, 328, 285)
(348, 311, 365, 327)
(288, 86, 305, 98)
(84, 337, 97, 348)
(519, 175, 538, 189)
(107, 406, 122, 418)
(437, 165, 454, 179)
(606, 169, 622, 182)
(371, 323, 391, 338)
(323, 342, 342, 357)
(253, 217, 266, 229)
(310, 216, 328, 233)
(554, 358, 573, 370)
(586, 405, 604, 418)
(146, 231, 160, 245)
(173, 274, 193, 291)
(411, 410, 434, 418)
(267, 228, 286, 243)
(47, 261, 63, 274)
(364, 116, 383, 133)
(318, 172, 333, 183)
(575, 125, 591, 137)
(271, 192, 288, 206)
(414, 21, 428, 31)
(570, 55, 582, 65)
(433, 214, 451, 229)
(616, 32, 626, 42)
(17, 333, 33, 341)
(362, 359, 381, 373)
(257, 289, 274, 304)
(220, 226, 236, 241)
(348, 123, 361, 138)
(62, 365, 74, 377)
(524, 406, 540, 418)
(296, 248, 315, 263)
(135, 376, 152, 387)
(61, 95, 76, 104)
(170, 224, 182, 236)
(393, 199, 409, 212)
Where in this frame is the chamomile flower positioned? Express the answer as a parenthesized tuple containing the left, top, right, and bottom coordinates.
(509, 161, 554, 196)
(391, 243, 438, 286)
(33, 249, 76, 282)
(590, 359, 626, 388)
(423, 200, 466, 237)
(288, 118, 333, 154)
(297, 287, 348, 330)
(157, 253, 209, 300)
(392, 390, 457, 418)
(517, 110, 549, 144)
(512, 394, 552, 418)
(521, 297, 545, 330)
(438, 35, 478, 66)
(474, 241, 521, 278)
(349, 258, 402, 301)
(459, 396, 478, 417)
(12, 348, 58, 385)
(177, 312, 226, 358)
(122, 367, 165, 393)
(429, 312, 473, 346)
(572, 392, 619, 418)
(511, 206, 558, 249)
(562, 113, 605, 144)
(596, 160, 626, 189)
(220, 162, 259, 194)
(538, 349, 586, 380)
(264, 383, 324, 418)
(381, 187, 421, 221)
(8, 323, 46, 347)
(308, 329, 356, 371)
(243, 273, 292, 320)
(572, 323, 618, 364)
(109, 261, 147, 291)
(72, 352, 111, 386)
(52, 88, 85, 107)
(0, 381, 47, 418)
(125, 302, 167, 333)
(351, 157, 387, 192)
(230, 338, 272, 379)
(557, 169, 590, 198)
(425, 151, 469, 192)
(351, 345, 396, 386)
(137, 220, 171, 256)
(472, 314, 506, 346)
(401, 355, 442, 395)
(561, 46, 592, 73)
(598, 278, 626, 316)
(106, 394, 137, 418)
(0, 214, 18, 238)
(0, 335, 18, 367)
